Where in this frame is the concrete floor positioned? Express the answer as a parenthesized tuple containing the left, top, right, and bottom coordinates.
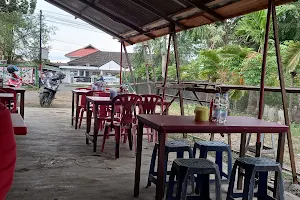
(6, 107, 300, 200)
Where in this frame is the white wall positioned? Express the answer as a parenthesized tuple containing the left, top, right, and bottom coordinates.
(61, 69, 71, 83)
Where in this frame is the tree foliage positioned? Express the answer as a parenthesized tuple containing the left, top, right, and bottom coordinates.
(132, 0, 300, 90)
(284, 41, 300, 73)
(0, 0, 55, 64)
(0, 0, 36, 14)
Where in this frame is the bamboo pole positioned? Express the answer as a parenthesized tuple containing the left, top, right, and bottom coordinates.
(172, 27, 185, 117)
(143, 42, 151, 94)
(162, 34, 172, 99)
(271, 1, 298, 184)
(257, 0, 272, 157)
(119, 42, 123, 85)
(122, 41, 137, 93)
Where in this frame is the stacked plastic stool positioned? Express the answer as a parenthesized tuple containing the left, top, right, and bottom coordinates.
(147, 140, 193, 187)
(193, 141, 232, 184)
(227, 157, 285, 200)
(167, 158, 222, 200)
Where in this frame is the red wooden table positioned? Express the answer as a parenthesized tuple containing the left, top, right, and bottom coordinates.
(11, 113, 27, 135)
(71, 89, 90, 129)
(0, 93, 14, 111)
(134, 115, 289, 200)
(0, 93, 14, 100)
(85, 96, 113, 152)
(2, 87, 26, 118)
(85, 96, 171, 152)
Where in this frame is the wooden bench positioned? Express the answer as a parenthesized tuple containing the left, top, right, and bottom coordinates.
(11, 113, 27, 135)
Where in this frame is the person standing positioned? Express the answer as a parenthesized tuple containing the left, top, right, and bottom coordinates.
(92, 76, 106, 91)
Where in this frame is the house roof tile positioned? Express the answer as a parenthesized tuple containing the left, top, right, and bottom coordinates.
(65, 45, 99, 58)
(67, 51, 134, 68)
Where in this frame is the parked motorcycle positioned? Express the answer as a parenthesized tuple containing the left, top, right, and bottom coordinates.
(39, 71, 65, 107)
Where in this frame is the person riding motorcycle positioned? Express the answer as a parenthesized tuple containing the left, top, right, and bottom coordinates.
(39, 71, 65, 107)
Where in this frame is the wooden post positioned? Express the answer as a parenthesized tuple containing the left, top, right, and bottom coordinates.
(122, 41, 138, 93)
(162, 34, 172, 99)
(143, 42, 152, 94)
(271, 1, 298, 184)
(147, 41, 156, 83)
(119, 42, 123, 85)
(172, 29, 184, 117)
(257, 0, 272, 157)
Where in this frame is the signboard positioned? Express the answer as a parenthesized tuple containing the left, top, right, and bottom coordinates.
(42, 48, 49, 60)
(20, 67, 34, 84)
(0, 66, 35, 84)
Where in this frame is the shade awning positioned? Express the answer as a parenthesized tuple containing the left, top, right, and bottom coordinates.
(46, 0, 293, 45)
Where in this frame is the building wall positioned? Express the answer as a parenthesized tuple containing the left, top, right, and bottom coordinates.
(60, 68, 120, 84)
(59, 62, 128, 84)
(60, 69, 71, 83)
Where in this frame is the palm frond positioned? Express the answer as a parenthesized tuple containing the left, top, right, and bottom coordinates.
(283, 41, 300, 72)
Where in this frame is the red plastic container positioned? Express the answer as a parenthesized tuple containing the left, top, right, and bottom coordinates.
(0, 103, 16, 200)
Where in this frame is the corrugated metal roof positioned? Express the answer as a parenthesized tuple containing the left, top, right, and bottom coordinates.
(46, 0, 294, 45)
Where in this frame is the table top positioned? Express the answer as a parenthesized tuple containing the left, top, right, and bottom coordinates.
(137, 115, 289, 134)
(0, 93, 14, 98)
(72, 89, 90, 94)
(2, 86, 26, 93)
(11, 113, 27, 135)
(86, 96, 112, 105)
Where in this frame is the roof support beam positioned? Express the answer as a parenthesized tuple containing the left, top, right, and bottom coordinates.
(177, 0, 224, 21)
(128, 0, 188, 30)
(77, 0, 156, 39)
(79, 0, 95, 14)
(46, 0, 134, 45)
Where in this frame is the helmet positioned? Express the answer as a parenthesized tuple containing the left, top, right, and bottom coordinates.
(7, 65, 19, 73)
(56, 71, 66, 80)
(98, 76, 104, 81)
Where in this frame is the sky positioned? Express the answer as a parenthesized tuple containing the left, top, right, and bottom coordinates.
(35, 0, 134, 63)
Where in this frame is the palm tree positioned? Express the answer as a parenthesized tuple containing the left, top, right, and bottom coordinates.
(283, 41, 300, 121)
(235, 5, 297, 52)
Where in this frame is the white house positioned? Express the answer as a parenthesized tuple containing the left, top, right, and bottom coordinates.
(59, 61, 128, 83)
(60, 50, 133, 84)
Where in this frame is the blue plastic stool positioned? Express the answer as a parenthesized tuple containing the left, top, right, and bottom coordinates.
(147, 140, 193, 188)
(167, 158, 222, 200)
(227, 157, 284, 200)
(193, 141, 232, 183)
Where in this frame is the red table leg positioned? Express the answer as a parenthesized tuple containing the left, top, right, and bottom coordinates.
(93, 103, 99, 152)
(71, 92, 74, 125)
(134, 122, 144, 197)
(86, 100, 91, 144)
(20, 92, 25, 119)
(156, 131, 166, 200)
(75, 94, 80, 129)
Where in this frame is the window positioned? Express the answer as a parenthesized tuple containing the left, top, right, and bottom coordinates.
(70, 70, 78, 76)
(80, 70, 84, 76)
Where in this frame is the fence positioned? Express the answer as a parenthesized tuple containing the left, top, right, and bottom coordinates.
(131, 80, 300, 177)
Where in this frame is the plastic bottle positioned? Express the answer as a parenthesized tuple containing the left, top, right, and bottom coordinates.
(219, 93, 229, 123)
(212, 93, 221, 122)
